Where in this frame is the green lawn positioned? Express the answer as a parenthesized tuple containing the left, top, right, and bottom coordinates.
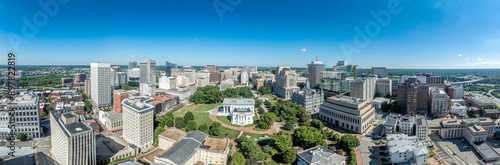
(193, 103, 222, 112)
(253, 126, 271, 132)
(191, 112, 240, 139)
(173, 105, 194, 117)
(216, 116, 241, 127)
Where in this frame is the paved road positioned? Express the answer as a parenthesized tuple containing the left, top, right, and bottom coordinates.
(359, 137, 377, 165)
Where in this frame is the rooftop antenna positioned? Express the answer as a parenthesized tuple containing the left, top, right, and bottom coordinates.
(316, 56, 318, 61)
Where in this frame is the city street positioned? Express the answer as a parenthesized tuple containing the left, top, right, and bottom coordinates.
(359, 137, 377, 165)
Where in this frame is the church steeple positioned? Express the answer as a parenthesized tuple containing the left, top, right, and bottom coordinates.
(305, 78, 310, 89)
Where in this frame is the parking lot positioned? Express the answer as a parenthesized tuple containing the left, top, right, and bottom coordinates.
(438, 139, 482, 165)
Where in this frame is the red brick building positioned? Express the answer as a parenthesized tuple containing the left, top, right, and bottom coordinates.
(210, 72, 221, 83)
(397, 77, 429, 115)
(113, 90, 129, 113)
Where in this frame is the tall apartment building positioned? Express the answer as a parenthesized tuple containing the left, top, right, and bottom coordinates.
(275, 66, 300, 99)
(307, 59, 326, 89)
(128, 61, 137, 69)
(122, 97, 154, 151)
(91, 63, 114, 107)
(75, 73, 86, 83)
(182, 66, 196, 84)
(447, 86, 463, 99)
(205, 65, 217, 73)
(113, 90, 129, 113)
(165, 61, 177, 77)
(397, 76, 429, 116)
(84, 78, 91, 95)
(0, 93, 41, 139)
(50, 110, 96, 165)
(140, 59, 157, 86)
(319, 95, 375, 134)
(349, 76, 377, 101)
(372, 67, 387, 78)
(430, 87, 449, 118)
(291, 80, 324, 117)
(376, 79, 392, 96)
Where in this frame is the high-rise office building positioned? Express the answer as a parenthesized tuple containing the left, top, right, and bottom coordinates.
(319, 61, 355, 94)
(115, 72, 127, 85)
(239, 70, 248, 84)
(91, 63, 114, 108)
(1, 92, 41, 139)
(182, 66, 196, 84)
(275, 66, 300, 99)
(447, 86, 463, 99)
(75, 73, 87, 83)
(372, 67, 387, 78)
(140, 59, 157, 86)
(430, 87, 450, 118)
(397, 76, 429, 115)
(128, 61, 137, 69)
(127, 68, 140, 82)
(50, 110, 96, 165)
(165, 61, 177, 77)
(85, 78, 91, 95)
(350, 76, 377, 101)
(122, 97, 154, 151)
(307, 58, 326, 89)
(319, 95, 375, 134)
(376, 79, 392, 97)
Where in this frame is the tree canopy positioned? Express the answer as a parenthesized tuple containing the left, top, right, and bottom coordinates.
(271, 131, 293, 152)
(259, 112, 278, 129)
(293, 126, 323, 147)
(231, 152, 246, 165)
(237, 137, 263, 160)
(339, 134, 360, 151)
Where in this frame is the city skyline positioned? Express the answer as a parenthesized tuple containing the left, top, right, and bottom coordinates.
(1, 0, 500, 68)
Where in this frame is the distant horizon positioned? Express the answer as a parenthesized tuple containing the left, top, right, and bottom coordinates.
(3, 64, 500, 70)
(1, 0, 500, 69)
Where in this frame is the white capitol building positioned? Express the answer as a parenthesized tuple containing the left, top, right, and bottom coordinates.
(221, 98, 255, 125)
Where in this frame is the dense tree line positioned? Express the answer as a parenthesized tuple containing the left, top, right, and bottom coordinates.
(258, 86, 271, 95)
(19, 74, 73, 88)
(190, 86, 254, 104)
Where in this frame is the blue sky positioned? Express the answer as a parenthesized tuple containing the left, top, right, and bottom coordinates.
(1, 0, 500, 69)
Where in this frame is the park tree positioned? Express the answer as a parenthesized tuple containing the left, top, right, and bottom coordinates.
(293, 126, 323, 147)
(41, 112, 47, 118)
(153, 126, 166, 147)
(224, 88, 239, 98)
(175, 117, 186, 129)
(238, 137, 263, 160)
(258, 107, 265, 114)
(298, 108, 311, 125)
(184, 112, 195, 122)
(186, 121, 197, 132)
(339, 134, 360, 151)
(310, 119, 323, 130)
(231, 152, 246, 165)
(284, 121, 294, 131)
(165, 112, 174, 119)
(333, 133, 340, 143)
(46, 105, 53, 111)
(259, 112, 278, 129)
(166, 119, 175, 127)
(209, 122, 221, 136)
(271, 131, 293, 152)
(254, 98, 262, 107)
(198, 124, 208, 131)
(283, 149, 297, 164)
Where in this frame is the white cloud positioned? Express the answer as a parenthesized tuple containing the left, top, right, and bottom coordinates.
(130, 56, 135, 58)
(477, 58, 483, 61)
(465, 58, 469, 60)
(301, 48, 307, 52)
(458, 54, 462, 56)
